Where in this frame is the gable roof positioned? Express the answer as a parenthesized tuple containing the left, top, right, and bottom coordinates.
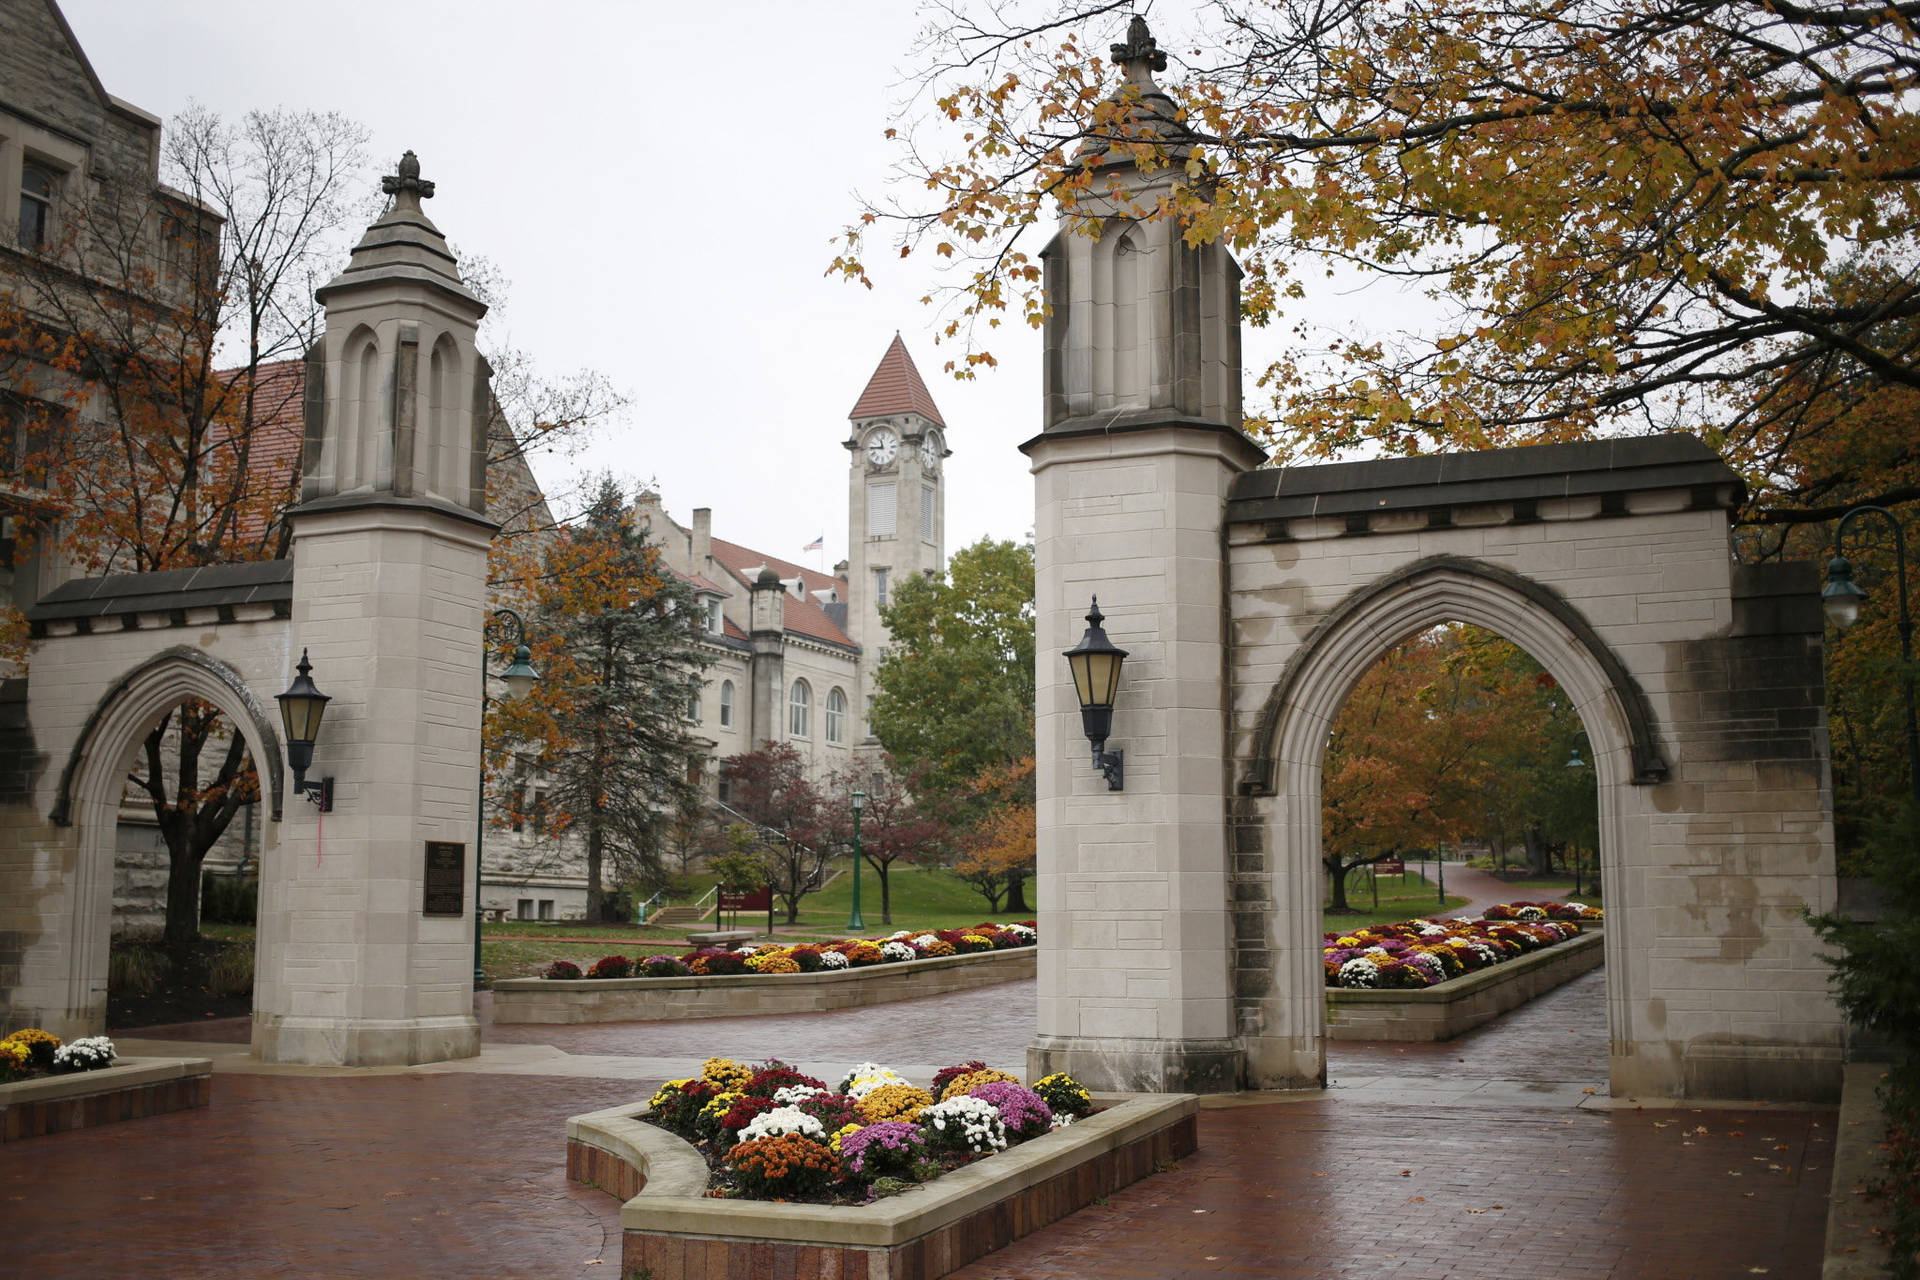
(706, 536, 857, 651)
(848, 334, 945, 428)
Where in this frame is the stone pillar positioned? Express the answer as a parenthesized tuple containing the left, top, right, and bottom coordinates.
(749, 569, 787, 747)
(1023, 17, 1264, 1092)
(254, 153, 492, 1066)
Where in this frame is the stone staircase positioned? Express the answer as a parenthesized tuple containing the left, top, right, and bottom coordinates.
(645, 903, 713, 927)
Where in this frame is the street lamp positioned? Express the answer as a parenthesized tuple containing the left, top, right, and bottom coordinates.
(1566, 736, 1591, 895)
(847, 789, 867, 933)
(275, 648, 333, 812)
(1063, 596, 1128, 791)
(1823, 505, 1920, 808)
(475, 607, 540, 988)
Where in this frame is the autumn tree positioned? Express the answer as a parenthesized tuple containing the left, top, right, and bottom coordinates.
(716, 742, 831, 925)
(951, 755, 1036, 913)
(844, 1, 1919, 527)
(487, 478, 712, 920)
(1322, 626, 1565, 910)
(0, 106, 374, 949)
(871, 538, 1035, 800)
(813, 756, 948, 926)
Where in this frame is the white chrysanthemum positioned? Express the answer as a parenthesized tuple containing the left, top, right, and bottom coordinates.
(837, 1061, 893, 1093)
(919, 1096, 1008, 1152)
(1416, 923, 1449, 937)
(912, 934, 940, 948)
(846, 1070, 910, 1100)
(888, 930, 914, 940)
(737, 1105, 827, 1145)
(880, 940, 916, 963)
(735, 943, 761, 954)
(1002, 923, 1036, 940)
(771, 1084, 829, 1106)
(819, 951, 849, 970)
(53, 1035, 116, 1071)
(1337, 957, 1380, 988)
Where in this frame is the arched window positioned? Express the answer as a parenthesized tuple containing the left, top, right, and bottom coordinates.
(719, 680, 735, 728)
(685, 684, 701, 724)
(789, 679, 811, 738)
(825, 687, 847, 745)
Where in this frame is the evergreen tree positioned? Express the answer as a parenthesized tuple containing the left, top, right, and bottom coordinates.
(490, 478, 712, 920)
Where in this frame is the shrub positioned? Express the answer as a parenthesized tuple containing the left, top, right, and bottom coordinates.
(544, 959, 583, 980)
(1, 1028, 61, 1071)
(702, 1057, 754, 1090)
(938, 1067, 1019, 1102)
(747, 952, 800, 974)
(107, 944, 170, 999)
(198, 871, 258, 924)
(0, 1039, 31, 1082)
(795, 1091, 862, 1134)
(53, 1036, 116, 1072)
(918, 1095, 1007, 1154)
(726, 1134, 838, 1199)
(839, 1121, 929, 1182)
(735, 1104, 828, 1145)
(586, 955, 633, 980)
(858, 1083, 934, 1124)
(1030, 1072, 1092, 1119)
(787, 945, 825, 972)
(967, 1082, 1052, 1143)
(842, 940, 884, 967)
(647, 1078, 720, 1138)
(206, 947, 254, 999)
(929, 1060, 987, 1099)
(640, 955, 690, 978)
(742, 1063, 827, 1099)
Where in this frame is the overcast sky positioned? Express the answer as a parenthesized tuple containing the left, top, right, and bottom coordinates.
(59, 0, 1073, 568)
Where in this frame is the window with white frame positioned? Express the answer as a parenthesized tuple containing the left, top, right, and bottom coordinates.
(18, 163, 54, 251)
(867, 481, 896, 537)
(874, 567, 889, 608)
(789, 679, 811, 738)
(705, 597, 724, 635)
(922, 486, 935, 540)
(685, 684, 701, 723)
(719, 679, 734, 728)
(826, 687, 847, 745)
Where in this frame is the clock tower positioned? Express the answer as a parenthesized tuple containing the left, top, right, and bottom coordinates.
(845, 335, 948, 735)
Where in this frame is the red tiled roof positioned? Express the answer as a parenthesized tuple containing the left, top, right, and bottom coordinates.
(681, 571, 733, 597)
(708, 537, 843, 600)
(706, 536, 854, 649)
(215, 359, 306, 547)
(847, 334, 944, 427)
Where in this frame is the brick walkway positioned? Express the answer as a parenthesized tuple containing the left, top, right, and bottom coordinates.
(6, 969, 1833, 1279)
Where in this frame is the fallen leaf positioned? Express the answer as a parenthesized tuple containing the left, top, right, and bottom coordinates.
(1399, 1170, 1412, 1177)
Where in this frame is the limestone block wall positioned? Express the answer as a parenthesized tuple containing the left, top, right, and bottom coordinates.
(1026, 422, 1263, 1093)
(0, 611, 290, 1039)
(1222, 439, 1845, 1101)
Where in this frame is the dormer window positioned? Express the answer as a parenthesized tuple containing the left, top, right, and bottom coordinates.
(704, 597, 723, 635)
(18, 164, 54, 251)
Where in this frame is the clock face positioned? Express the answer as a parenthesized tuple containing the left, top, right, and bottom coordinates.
(866, 428, 898, 467)
(919, 432, 941, 472)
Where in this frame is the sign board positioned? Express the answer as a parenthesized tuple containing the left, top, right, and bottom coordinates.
(422, 841, 466, 916)
(719, 885, 772, 912)
(1374, 859, 1406, 877)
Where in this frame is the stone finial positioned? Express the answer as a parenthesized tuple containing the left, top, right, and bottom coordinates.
(380, 150, 436, 206)
(1111, 15, 1167, 85)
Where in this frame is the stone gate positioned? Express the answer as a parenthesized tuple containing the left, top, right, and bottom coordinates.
(1024, 22, 1844, 1103)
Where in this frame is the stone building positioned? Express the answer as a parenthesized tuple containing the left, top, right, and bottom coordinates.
(480, 336, 953, 919)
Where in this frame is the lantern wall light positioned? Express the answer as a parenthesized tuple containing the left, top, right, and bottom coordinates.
(276, 648, 333, 812)
(1063, 596, 1128, 791)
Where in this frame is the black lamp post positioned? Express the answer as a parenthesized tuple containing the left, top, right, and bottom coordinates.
(1063, 596, 1128, 791)
(275, 648, 333, 811)
(1565, 737, 1590, 895)
(1823, 505, 1920, 808)
(847, 789, 867, 932)
(475, 608, 540, 988)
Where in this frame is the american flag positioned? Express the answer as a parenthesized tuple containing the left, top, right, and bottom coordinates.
(803, 534, 824, 552)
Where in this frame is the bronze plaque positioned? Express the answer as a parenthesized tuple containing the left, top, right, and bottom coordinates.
(422, 841, 465, 916)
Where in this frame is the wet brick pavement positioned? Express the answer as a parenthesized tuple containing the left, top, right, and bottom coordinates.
(6, 967, 1834, 1278)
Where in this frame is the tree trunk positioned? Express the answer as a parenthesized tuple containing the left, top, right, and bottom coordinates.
(1004, 869, 1030, 914)
(1524, 825, 1551, 876)
(873, 856, 893, 926)
(162, 838, 206, 951)
(1326, 858, 1354, 913)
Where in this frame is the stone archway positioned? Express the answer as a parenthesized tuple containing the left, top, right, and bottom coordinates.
(1231, 557, 1653, 1092)
(53, 647, 283, 1035)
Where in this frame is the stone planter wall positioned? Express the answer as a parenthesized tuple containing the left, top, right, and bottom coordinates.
(1326, 929, 1605, 1042)
(566, 1091, 1198, 1280)
(494, 946, 1036, 1025)
(1, 1057, 212, 1141)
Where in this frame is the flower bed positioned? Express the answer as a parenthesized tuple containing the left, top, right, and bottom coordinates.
(0, 1032, 212, 1141)
(1482, 900, 1604, 922)
(1326, 927, 1606, 1041)
(1323, 917, 1583, 989)
(493, 925, 1037, 1025)
(567, 1069, 1197, 1280)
